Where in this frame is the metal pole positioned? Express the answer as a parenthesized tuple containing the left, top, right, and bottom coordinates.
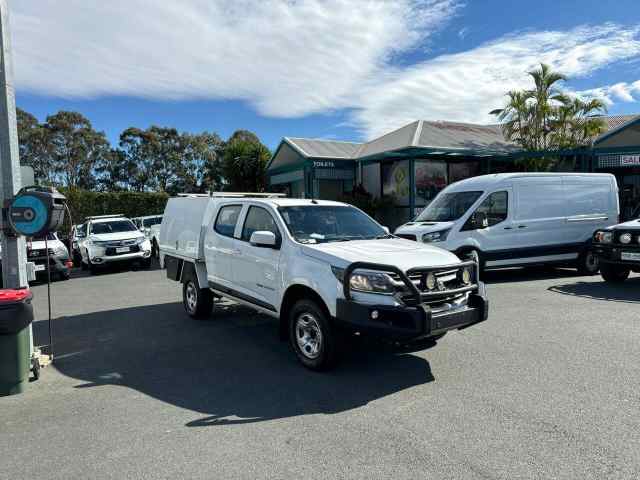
(0, 1, 30, 352)
(0, 0, 26, 289)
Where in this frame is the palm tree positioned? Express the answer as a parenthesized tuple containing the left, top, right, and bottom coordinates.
(491, 63, 607, 170)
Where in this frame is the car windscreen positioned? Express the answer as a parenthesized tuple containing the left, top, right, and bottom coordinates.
(91, 220, 137, 234)
(415, 191, 483, 222)
(142, 217, 162, 228)
(32, 233, 56, 241)
(278, 205, 386, 243)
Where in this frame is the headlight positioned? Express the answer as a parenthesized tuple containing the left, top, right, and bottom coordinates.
(422, 229, 450, 243)
(594, 231, 613, 243)
(332, 266, 395, 294)
(136, 237, 146, 245)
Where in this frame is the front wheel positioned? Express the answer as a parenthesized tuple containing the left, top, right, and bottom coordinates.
(182, 275, 213, 319)
(600, 263, 630, 283)
(289, 299, 339, 371)
(577, 249, 599, 275)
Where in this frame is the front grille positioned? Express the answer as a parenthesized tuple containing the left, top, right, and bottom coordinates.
(103, 239, 139, 248)
(396, 234, 417, 241)
(28, 248, 54, 258)
(389, 264, 476, 306)
(105, 244, 140, 256)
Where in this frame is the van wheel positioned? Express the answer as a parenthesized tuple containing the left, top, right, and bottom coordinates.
(577, 249, 599, 275)
(289, 299, 339, 371)
(182, 275, 213, 319)
(458, 248, 484, 276)
(600, 263, 630, 283)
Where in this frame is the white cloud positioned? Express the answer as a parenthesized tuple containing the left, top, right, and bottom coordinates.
(10, 2, 640, 141)
(351, 24, 640, 138)
(11, 0, 460, 117)
(575, 80, 640, 106)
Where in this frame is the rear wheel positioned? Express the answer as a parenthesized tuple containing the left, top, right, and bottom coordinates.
(600, 263, 630, 283)
(182, 275, 213, 319)
(577, 249, 599, 275)
(152, 239, 159, 259)
(289, 299, 339, 371)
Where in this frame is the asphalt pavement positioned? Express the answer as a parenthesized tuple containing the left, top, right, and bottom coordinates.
(1, 263, 639, 479)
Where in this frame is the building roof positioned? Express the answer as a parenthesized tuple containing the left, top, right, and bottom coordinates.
(269, 114, 640, 172)
(285, 137, 362, 159)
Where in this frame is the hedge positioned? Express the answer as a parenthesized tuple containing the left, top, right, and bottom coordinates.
(60, 188, 169, 233)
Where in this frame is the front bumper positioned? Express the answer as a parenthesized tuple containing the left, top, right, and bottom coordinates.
(336, 284, 488, 340)
(593, 244, 640, 268)
(89, 249, 150, 264)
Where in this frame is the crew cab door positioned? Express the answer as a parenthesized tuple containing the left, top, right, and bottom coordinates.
(205, 204, 243, 289)
(233, 205, 282, 311)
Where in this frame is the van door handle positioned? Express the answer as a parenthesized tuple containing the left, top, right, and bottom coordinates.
(518, 225, 528, 229)
(503, 226, 513, 230)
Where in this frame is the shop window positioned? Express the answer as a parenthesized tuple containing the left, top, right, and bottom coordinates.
(414, 160, 447, 207)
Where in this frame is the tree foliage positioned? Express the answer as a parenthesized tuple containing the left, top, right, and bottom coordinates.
(222, 133, 271, 192)
(16, 109, 269, 195)
(491, 63, 607, 169)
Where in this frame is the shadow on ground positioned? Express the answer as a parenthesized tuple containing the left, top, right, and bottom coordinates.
(33, 301, 434, 427)
(549, 276, 640, 304)
(482, 266, 583, 285)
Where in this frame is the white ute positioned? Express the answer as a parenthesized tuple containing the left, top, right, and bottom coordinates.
(160, 193, 489, 370)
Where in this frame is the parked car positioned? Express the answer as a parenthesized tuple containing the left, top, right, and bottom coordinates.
(79, 215, 152, 273)
(70, 223, 86, 266)
(133, 215, 163, 258)
(395, 173, 619, 274)
(160, 194, 488, 371)
(0, 232, 71, 282)
(593, 218, 640, 283)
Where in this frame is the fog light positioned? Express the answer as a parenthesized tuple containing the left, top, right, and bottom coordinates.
(620, 233, 632, 244)
(459, 267, 472, 285)
(371, 310, 379, 320)
(425, 273, 437, 290)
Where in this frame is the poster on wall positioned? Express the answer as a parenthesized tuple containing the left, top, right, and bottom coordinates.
(414, 160, 447, 206)
(449, 162, 481, 183)
(382, 161, 410, 205)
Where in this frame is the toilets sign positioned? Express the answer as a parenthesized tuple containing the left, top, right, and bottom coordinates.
(313, 161, 336, 169)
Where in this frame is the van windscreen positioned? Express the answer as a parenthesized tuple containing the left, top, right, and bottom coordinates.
(416, 191, 483, 222)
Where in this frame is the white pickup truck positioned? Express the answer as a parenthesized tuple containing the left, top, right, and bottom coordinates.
(160, 193, 489, 370)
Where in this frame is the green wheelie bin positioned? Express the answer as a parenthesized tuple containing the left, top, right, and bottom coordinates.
(0, 289, 34, 396)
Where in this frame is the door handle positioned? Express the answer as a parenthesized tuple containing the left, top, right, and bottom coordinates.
(518, 225, 528, 229)
(503, 226, 513, 230)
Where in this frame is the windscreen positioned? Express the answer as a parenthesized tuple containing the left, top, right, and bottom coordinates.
(143, 217, 162, 228)
(91, 220, 137, 234)
(279, 205, 386, 244)
(415, 191, 483, 222)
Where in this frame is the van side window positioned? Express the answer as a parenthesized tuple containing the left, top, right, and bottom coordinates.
(214, 205, 242, 238)
(241, 207, 280, 242)
(474, 191, 508, 227)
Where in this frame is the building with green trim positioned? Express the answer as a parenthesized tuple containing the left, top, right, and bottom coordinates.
(267, 115, 640, 226)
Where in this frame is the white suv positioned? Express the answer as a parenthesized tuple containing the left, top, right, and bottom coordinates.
(79, 215, 152, 273)
(160, 194, 489, 370)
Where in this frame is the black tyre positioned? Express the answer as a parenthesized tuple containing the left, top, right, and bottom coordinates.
(182, 274, 213, 319)
(88, 258, 98, 275)
(600, 263, 630, 283)
(289, 299, 339, 371)
(577, 249, 599, 275)
(152, 240, 159, 259)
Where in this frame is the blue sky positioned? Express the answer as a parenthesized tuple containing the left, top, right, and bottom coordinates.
(12, 0, 640, 150)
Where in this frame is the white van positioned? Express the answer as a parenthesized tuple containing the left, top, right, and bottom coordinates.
(395, 173, 619, 274)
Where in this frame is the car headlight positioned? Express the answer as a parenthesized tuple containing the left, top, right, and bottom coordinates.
(594, 231, 613, 243)
(422, 229, 450, 243)
(332, 266, 395, 294)
(136, 237, 146, 245)
(619, 233, 632, 244)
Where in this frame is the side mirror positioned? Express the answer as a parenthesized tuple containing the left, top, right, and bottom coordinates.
(382, 226, 390, 234)
(250, 231, 278, 248)
(471, 212, 489, 229)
